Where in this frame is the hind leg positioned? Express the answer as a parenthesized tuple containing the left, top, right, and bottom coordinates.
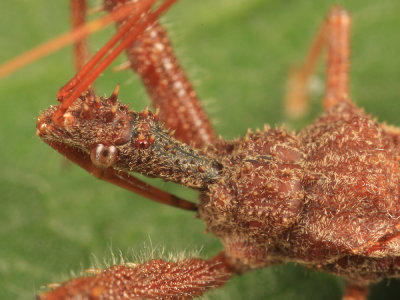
(285, 6, 351, 117)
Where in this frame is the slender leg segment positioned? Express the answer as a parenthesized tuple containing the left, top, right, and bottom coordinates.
(324, 7, 351, 109)
(105, 0, 216, 148)
(285, 6, 351, 117)
(53, 0, 173, 125)
(0, 0, 215, 147)
(285, 19, 325, 118)
(70, 0, 90, 71)
(0, 1, 145, 79)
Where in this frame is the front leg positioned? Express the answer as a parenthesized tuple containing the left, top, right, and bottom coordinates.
(38, 252, 234, 300)
(105, 0, 216, 148)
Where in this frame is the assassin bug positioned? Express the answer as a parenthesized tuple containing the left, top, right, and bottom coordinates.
(0, 0, 400, 300)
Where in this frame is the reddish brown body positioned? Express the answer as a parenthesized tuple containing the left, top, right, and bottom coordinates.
(201, 101, 400, 283)
(13, 0, 399, 299)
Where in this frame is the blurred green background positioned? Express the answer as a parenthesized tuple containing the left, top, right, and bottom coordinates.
(1, 0, 400, 299)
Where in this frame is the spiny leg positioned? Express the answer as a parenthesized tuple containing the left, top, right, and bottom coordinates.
(105, 0, 216, 148)
(285, 6, 351, 117)
(37, 252, 234, 300)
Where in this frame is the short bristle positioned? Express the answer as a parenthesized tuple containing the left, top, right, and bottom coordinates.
(112, 61, 132, 73)
(153, 107, 160, 121)
(87, 4, 105, 15)
(141, 106, 149, 118)
(109, 84, 120, 104)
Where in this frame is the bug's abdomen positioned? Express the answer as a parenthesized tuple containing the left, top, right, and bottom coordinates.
(290, 102, 400, 261)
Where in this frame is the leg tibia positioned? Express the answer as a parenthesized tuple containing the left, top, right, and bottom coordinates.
(324, 6, 351, 110)
(70, 0, 90, 71)
(285, 6, 352, 117)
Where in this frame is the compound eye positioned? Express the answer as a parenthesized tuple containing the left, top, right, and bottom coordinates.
(90, 144, 118, 168)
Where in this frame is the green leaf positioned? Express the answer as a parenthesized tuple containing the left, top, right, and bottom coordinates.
(1, 0, 400, 299)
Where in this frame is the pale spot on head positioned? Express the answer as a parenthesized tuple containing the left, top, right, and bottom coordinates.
(63, 112, 74, 127)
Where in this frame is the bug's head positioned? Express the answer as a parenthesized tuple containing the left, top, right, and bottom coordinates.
(37, 89, 220, 191)
(38, 89, 135, 147)
(36, 86, 162, 170)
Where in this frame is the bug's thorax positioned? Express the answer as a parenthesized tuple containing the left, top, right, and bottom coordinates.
(199, 127, 305, 267)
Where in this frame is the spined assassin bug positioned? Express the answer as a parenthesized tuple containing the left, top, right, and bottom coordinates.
(0, 0, 400, 300)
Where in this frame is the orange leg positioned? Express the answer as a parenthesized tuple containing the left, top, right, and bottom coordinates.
(285, 6, 351, 117)
(70, 0, 90, 71)
(324, 7, 351, 109)
(342, 284, 369, 300)
(53, 0, 175, 125)
(0, 0, 140, 79)
(38, 252, 234, 300)
(105, 0, 216, 148)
